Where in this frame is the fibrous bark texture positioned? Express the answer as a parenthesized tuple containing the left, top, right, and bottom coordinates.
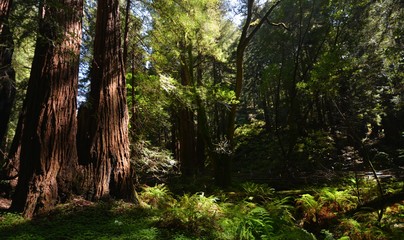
(78, 0, 134, 200)
(10, 0, 82, 218)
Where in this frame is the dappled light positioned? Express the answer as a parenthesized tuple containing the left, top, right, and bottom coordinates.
(1, 0, 403, 238)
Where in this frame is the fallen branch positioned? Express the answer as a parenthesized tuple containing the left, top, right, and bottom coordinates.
(346, 191, 404, 216)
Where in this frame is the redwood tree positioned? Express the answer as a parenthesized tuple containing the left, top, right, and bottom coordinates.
(9, 0, 82, 218)
(78, 0, 134, 200)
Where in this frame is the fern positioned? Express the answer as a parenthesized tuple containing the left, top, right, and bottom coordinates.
(271, 228, 317, 240)
(241, 182, 275, 202)
(161, 192, 221, 237)
(265, 197, 295, 228)
(297, 193, 320, 223)
(139, 184, 175, 209)
(235, 206, 274, 240)
(319, 188, 357, 212)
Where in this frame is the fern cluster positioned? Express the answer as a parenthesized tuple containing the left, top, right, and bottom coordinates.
(138, 184, 317, 239)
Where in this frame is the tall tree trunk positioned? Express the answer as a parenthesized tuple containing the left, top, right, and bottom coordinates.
(196, 64, 211, 174)
(178, 108, 196, 176)
(122, 0, 131, 67)
(9, 0, 82, 218)
(178, 63, 197, 177)
(0, 0, 16, 197)
(216, 0, 281, 187)
(79, 0, 134, 200)
(0, 0, 15, 160)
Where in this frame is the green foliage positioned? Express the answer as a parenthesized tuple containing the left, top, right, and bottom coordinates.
(138, 184, 175, 209)
(294, 130, 336, 169)
(134, 140, 178, 181)
(2, 0, 37, 148)
(160, 192, 221, 237)
(318, 188, 357, 212)
(296, 187, 358, 228)
(158, 74, 196, 110)
(0, 200, 161, 240)
(241, 182, 275, 202)
(236, 206, 273, 240)
(297, 193, 321, 223)
(127, 73, 171, 141)
(218, 198, 316, 240)
(213, 83, 238, 105)
(0, 212, 27, 227)
(217, 202, 271, 240)
(234, 120, 266, 149)
(337, 218, 387, 240)
(2, 182, 402, 239)
(149, 0, 223, 66)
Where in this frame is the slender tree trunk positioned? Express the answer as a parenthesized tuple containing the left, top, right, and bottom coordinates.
(0, 0, 16, 197)
(215, 0, 281, 187)
(0, 0, 15, 160)
(122, 0, 131, 67)
(129, 51, 137, 142)
(79, 0, 134, 200)
(195, 63, 212, 174)
(9, 0, 82, 218)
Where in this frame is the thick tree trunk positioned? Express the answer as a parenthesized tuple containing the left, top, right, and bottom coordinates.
(177, 61, 197, 177)
(178, 108, 196, 177)
(9, 0, 82, 218)
(79, 0, 134, 200)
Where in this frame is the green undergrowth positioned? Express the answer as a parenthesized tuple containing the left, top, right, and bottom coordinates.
(1, 182, 403, 240)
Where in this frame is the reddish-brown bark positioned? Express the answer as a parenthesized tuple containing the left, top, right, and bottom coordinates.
(9, 0, 82, 218)
(78, 0, 134, 200)
(0, 0, 12, 32)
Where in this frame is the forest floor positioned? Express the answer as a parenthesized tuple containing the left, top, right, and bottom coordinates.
(1, 175, 403, 240)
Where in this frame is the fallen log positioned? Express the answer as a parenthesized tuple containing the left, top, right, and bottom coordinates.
(346, 191, 404, 215)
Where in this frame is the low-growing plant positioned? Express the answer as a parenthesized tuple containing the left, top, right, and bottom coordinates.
(133, 140, 179, 182)
(160, 192, 221, 237)
(264, 197, 295, 230)
(337, 218, 388, 240)
(0, 212, 27, 228)
(138, 184, 176, 209)
(297, 193, 321, 224)
(319, 187, 357, 212)
(236, 206, 273, 239)
(241, 182, 275, 202)
(217, 201, 274, 240)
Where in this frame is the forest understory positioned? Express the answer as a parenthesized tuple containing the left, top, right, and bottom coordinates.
(1, 0, 403, 239)
(2, 121, 404, 239)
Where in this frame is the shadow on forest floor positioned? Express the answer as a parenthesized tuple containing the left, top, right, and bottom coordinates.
(0, 199, 165, 240)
